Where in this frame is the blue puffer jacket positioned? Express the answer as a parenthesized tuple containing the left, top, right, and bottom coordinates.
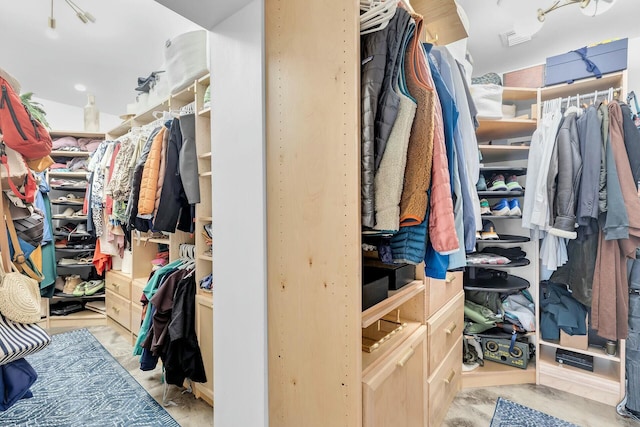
(391, 207, 428, 265)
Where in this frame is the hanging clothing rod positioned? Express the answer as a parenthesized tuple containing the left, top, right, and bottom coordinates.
(558, 86, 623, 104)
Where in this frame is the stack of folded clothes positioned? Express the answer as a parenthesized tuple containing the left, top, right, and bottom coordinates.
(53, 136, 104, 153)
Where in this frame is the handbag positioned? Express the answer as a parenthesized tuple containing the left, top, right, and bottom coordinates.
(4, 200, 44, 282)
(0, 358, 37, 411)
(0, 314, 50, 366)
(0, 136, 36, 204)
(0, 254, 41, 324)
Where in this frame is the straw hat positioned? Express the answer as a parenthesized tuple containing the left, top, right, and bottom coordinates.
(0, 258, 41, 324)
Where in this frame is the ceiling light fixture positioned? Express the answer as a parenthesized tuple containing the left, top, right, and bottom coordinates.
(74, 84, 87, 92)
(537, 0, 617, 22)
(47, 0, 96, 30)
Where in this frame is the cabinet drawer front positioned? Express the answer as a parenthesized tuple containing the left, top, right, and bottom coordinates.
(130, 302, 143, 337)
(131, 279, 146, 305)
(106, 271, 131, 300)
(363, 326, 427, 427)
(427, 337, 463, 427)
(427, 292, 464, 376)
(426, 271, 462, 317)
(106, 290, 131, 330)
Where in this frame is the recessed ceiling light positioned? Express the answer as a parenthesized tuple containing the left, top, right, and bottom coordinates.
(74, 84, 87, 92)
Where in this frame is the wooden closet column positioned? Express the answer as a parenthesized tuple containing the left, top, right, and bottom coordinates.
(266, 0, 361, 426)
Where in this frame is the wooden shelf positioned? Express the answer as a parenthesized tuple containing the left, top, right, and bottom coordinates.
(198, 216, 213, 222)
(198, 74, 211, 86)
(199, 171, 212, 177)
(107, 119, 133, 138)
(198, 152, 212, 159)
(198, 254, 213, 262)
(502, 87, 538, 101)
(476, 119, 537, 142)
(172, 84, 196, 103)
(48, 309, 106, 328)
(48, 171, 88, 178)
(361, 280, 424, 328)
(478, 145, 530, 163)
(135, 236, 170, 245)
(133, 100, 169, 125)
(540, 71, 625, 101)
(50, 150, 91, 158)
(462, 359, 536, 388)
(362, 321, 422, 375)
(198, 107, 211, 117)
(50, 131, 104, 139)
(539, 340, 621, 363)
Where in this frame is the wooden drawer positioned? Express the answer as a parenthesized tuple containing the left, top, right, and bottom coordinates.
(130, 302, 143, 337)
(427, 337, 463, 427)
(131, 278, 147, 304)
(106, 290, 131, 331)
(106, 271, 131, 300)
(427, 291, 464, 376)
(362, 325, 426, 427)
(425, 271, 462, 318)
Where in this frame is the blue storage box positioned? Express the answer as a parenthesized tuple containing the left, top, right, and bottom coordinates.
(544, 38, 628, 86)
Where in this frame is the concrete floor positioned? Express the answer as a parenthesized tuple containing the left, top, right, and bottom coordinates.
(78, 326, 639, 427)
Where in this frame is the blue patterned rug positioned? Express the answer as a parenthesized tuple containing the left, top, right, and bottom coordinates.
(490, 397, 580, 427)
(0, 328, 179, 426)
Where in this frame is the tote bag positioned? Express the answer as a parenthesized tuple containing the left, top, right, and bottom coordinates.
(0, 314, 50, 366)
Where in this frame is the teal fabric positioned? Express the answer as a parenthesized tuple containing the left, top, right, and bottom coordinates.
(133, 259, 183, 356)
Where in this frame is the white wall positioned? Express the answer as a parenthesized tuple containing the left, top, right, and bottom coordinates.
(627, 36, 640, 97)
(34, 96, 121, 133)
(210, 1, 268, 426)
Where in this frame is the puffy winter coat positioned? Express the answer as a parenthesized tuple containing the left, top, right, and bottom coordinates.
(138, 127, 166, 216)
(399, 15, 434, 227)
(153, 123, 170, 217)
(391, 215, 427, 265)
(548, 112, 582, 240)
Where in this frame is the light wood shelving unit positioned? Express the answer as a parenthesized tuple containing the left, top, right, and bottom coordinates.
(265, 1, 466, 426)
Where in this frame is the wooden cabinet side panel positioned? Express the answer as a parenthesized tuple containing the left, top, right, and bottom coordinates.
(265, 1, 361, 426)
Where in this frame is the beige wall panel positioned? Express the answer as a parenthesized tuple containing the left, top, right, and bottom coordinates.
(266, 0, 361, 425)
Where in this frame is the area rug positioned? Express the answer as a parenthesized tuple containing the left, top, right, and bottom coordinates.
(0, 328, 179, 426)
(490, 397, 580, 427)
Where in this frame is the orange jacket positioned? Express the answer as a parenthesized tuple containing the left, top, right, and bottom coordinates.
(138, 127, 166, 216)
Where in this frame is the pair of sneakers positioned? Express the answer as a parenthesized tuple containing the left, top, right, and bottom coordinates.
(481, 198, 521, 216)
(480, 174, 523, 192)
(476, 220, 499, 240)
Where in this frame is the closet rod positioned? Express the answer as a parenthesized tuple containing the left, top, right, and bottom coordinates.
(558, 86, 623, 104)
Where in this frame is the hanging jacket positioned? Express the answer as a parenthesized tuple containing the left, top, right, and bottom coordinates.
(138, 127, 166, 216)
(164, 275, 207, 386)
(360, 16, 391, 228)
(127, 127, 161, 233)
(179, 113, 201, 204)
(374, 21, 416, 233)
(399, 15, 434, 227)
(548, 112, 582, 240)
(575, 105, 602, 230)
(621, 103, 640, 184)
(597, 101, 609, 214)
(153, 124, 170, 217)
(420, 45, 458, 255)
(155, 119, 192, 233)
(374, 9, 411, 171)
(391, 211, 428, 265)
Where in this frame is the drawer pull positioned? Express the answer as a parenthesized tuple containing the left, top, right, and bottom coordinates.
(444, 369, 456, 385)
(396, 348, 415, 368)
(111, 307, 120, 314)
(445, 275, 456, 284)
(444, 322, 457, 335)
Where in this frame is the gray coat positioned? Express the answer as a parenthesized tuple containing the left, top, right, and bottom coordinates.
(621, 103, 640, 184)
(576, 105, 601, 229)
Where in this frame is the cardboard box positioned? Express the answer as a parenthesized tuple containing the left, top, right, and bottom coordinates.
(545, 38, 628, 86)
(503, 64, 545, 88)
(559, 314, 589, 351)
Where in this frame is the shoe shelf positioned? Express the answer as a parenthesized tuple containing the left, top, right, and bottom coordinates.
(480, 214, 522, 220)
(51, 293, 105, 301)
(479, 166, 527, 176)
(54, 247, 96, 253)
(476, 118, 537, 142)
(361, 280, 425, 328)
(476, 234, 530, 244)
(463, 274, 530, 292)
(539, 339, 621, 363)
(465, 258, 531, 269)
(52, 216, 88, 221)
(462, 359, 536, 388)
(50, 200, 84, 206)
(50, 185, 87, 192)
(477, 190, 524, 198)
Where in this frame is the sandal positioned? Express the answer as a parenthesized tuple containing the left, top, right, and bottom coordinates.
(53, 207, 75, 218)
(56, 194, 84, 205)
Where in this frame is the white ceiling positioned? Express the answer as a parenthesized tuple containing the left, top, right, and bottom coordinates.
(0, 0, 201, 115)
(2, 0, 638, 115)
(457, 0, 640, 77)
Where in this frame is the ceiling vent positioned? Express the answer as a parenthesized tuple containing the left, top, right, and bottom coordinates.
(499, 29, 532, 47)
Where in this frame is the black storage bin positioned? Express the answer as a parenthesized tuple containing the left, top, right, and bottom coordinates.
(363, 259, 415, 290)
(362, 268, 389, 311)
